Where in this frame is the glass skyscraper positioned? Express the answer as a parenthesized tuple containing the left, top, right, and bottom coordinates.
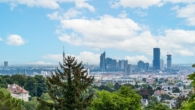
(100, 52, 106, 71)
(153, 48, 160, 70)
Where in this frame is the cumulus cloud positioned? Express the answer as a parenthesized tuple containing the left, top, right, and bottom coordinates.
(0, 0, 95, 11)
(43, 51, 100, 65)
(75, 0, 95, 12)
(47, 8, 82, 20)
(125, 55, 151, 64)
(26, 61, 52, 65)
(174, 4, 195, 26)
(7, 34, 26, 46)
(55, 15, 195, 57)
(111, 0, 162, 9)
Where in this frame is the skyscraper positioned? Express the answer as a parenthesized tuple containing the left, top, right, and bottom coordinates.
(160, 59, 164, 70)
(153, 48, 160, 70)
(119, 60, 128, 69)
(100, 52, 106, 71)
(4, 61, 8, 68)
(167, 54, 172, 69)
(125, 64, 132, 76)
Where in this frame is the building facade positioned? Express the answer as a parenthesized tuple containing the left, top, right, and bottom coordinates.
(4, 61, 8, 68)
(153, 48, 160, 70)
(125, 64, 132, 75)
(7, 84, 30, 101)
(100, 52, 106, 71)
(167, 54, 172, 69)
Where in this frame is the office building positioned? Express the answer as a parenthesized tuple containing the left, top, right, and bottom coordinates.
(167, 54, 172, 69)
(145, 63, 149, 70)
(153, 48, 160, 70)
(119, 60, 128, 69)
(125, 64, 132, 75)
(160, 59, 164, 70)
(137, 60, 145, 71)
(100, 52, 106, 71)
(4, 61, 8, 68)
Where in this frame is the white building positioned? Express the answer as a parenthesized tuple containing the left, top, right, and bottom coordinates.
(7, 84, 30, 101)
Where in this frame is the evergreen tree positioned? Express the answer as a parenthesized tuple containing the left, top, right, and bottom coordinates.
(37, 56, 94, 110)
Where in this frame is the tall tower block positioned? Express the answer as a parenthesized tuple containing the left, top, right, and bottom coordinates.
(167, 54, 172, 69)
(153, 48, 160, 70)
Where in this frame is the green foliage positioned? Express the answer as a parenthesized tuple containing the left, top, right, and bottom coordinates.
(172, 87, 180, 93)
(172, 95, 188, 109)
(181, 64, 195, 109)
(160, 94, 172, 101)
(25, 76, 37, 96)
(145, 96, 159, 110)
(114, 82, 120, 90)
(24, 97, 38, 110)
(95, 85, 115, 92)
(139, 85, 154, 99)
(34, 75, 47, 97)
(142, 78, 146, 82)
(152, 103, 170, 110)
(37, 56, 94, 110)
(91, 86, 142, 110)
(10, 74, 26, 86)
(0, 88, 26, 110)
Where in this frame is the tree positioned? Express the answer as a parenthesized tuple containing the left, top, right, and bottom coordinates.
(145, 96, 159, 110)
(160, 94, 172, 101)
(142, 78, 146, 82)
(152, 103, 170, 110)
(172, 95, 188, 109)
(24, 97, 38, 110)
(91, 86, 142, 110)
(34, 75, 47, 97)
(10, 74, 26, 86)
(172, 87, 180, 93)
(37, 56, 94, 110)
(114, 82, 120, 90)
(180, 64, 195, 109)
(24, 76, 37, 97)
(0, 88, 25, 110)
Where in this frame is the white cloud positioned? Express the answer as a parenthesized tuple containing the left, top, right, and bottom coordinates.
(7, 34, 26, 46)
(75, 0, 95, 12)
(0, 37, 2, 41)
(43, 51, 100, 65)
(125, 55, 151, 64)
(0, 0, 95, 11)
(112, 0, 162, 9)
(56, 15, 195, 57)
(47, 8, 82, 20)
(26, 61, 52, 65)
(174, 4, 195, 26)
(0, 0, 60, 9)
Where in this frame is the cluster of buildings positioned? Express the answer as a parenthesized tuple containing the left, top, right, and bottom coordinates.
(99, 47, 173, 75)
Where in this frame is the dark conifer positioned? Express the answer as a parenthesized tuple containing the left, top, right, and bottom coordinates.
(37, 56, 94, 110)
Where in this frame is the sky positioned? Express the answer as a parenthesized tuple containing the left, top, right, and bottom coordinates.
(0, 0, 195, 65)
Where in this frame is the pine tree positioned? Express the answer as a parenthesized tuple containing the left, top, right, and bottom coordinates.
(37, 56, 94, 110)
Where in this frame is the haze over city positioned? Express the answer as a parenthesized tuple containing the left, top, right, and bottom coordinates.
(1, 0, 195, 65)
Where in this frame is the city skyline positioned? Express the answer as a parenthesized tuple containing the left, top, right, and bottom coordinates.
(1, 1, 195, 65)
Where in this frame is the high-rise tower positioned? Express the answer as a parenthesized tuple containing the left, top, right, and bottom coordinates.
(63, 46, 65, 59)
(100, 52, 106, 71)
(4, 61, 8, 68)
(167, 54, 172, 69)
(153, 48, 160, 70)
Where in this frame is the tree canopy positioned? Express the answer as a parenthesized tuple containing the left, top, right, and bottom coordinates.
(91, 86, 142, 110)
(37, 56, 94, 110)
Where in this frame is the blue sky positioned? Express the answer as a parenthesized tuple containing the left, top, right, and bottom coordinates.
(0, 0, 195, 65)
